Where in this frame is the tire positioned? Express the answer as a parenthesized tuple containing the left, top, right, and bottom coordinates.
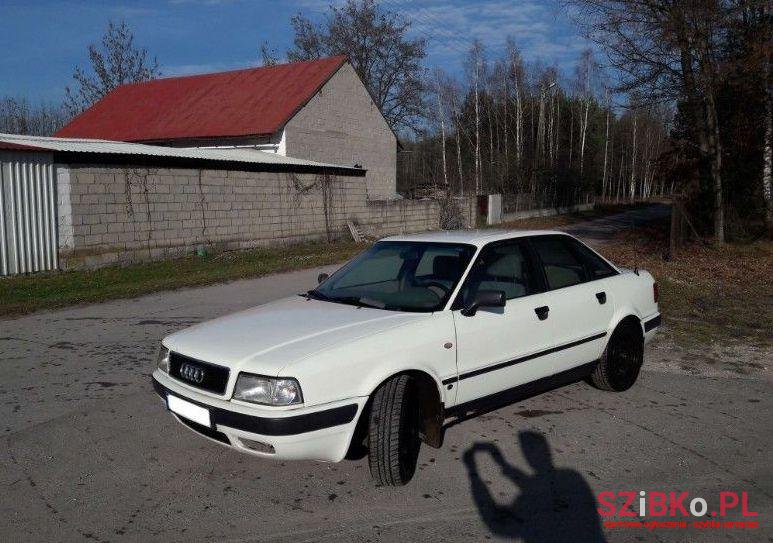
(590, 322, 644, 392)
(368, 374, 421, 486)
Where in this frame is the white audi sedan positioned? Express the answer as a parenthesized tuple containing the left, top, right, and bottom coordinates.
(152, 230, 660, 485)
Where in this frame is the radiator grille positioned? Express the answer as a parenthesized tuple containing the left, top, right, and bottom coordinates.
(169, 352, 230, 395)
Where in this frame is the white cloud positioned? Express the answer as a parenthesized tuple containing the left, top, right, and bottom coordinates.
(111, 6, 160, 18)
(283, 0, 594, 76)
(168, 0, 242, 5)
(388, 0, 594, 74)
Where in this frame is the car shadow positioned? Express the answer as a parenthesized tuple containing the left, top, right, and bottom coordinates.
(463, 433, 607, 542)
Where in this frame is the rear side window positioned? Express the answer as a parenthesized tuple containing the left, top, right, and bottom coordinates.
(531, 237, 587, 290)
(565, 238, 618, 279)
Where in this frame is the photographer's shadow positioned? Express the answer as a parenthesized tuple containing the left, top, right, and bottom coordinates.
(463, 432, 607, 542)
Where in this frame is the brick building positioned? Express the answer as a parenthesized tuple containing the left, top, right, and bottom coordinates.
(0, 134, 473, 274)
(56, 56, 398, 199)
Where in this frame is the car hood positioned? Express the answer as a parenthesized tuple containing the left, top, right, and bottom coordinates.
(163, 295, 426, 376)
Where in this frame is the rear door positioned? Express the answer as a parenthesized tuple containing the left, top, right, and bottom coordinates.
(450, 240, 559, 405)
(528, 235, 617, 372)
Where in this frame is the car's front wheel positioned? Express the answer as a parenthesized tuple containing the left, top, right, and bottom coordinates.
(590, 321, 644, 392)
(367, 374, 421, 486)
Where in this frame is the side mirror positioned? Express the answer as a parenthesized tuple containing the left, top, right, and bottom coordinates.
(317, 272, 329, 284)
(461, 290, 506, 317)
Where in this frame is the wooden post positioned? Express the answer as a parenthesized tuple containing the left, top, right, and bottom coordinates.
(668, 201, 681, 261)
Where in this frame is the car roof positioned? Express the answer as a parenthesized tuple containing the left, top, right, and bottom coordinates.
(381, 229, 570, 248)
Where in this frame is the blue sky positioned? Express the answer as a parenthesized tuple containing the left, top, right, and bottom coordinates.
(0, 0, 592, 103)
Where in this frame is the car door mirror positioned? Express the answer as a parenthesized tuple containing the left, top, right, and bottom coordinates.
(317, 273, 329, 284)
(461, 289, 506, 317)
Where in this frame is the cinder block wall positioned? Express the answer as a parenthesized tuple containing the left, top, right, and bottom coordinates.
(284, 64, 397, 199)
(59, 164, 474, 270)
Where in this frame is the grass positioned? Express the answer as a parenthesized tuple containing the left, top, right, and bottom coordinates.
(0, 240, 366, 317)
(600, 220, 773, 350)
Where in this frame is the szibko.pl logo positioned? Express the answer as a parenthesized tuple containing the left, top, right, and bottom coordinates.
(598, 491, 759, 531)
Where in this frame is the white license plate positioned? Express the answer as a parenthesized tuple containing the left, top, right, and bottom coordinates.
(167, 395, 211, 427)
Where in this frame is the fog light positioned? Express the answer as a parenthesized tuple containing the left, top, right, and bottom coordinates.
(239, 437, 275, 454)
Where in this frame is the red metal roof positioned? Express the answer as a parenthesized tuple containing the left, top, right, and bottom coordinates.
(55, 56, 348, 142)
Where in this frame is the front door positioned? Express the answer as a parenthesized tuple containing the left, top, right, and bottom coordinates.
(451, 240, 560, 406)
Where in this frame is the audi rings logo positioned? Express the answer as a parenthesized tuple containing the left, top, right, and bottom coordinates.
(180, 363, 205, 384)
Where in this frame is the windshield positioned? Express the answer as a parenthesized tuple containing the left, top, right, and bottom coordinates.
(310, 241, 476, 312)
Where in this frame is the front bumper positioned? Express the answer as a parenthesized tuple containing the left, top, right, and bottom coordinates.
(152, 371, 365, 462)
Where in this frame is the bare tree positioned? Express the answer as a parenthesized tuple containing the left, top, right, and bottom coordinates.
(287, 0, 426, 133)
(507, 40, 525, 172)
(536, 71, 556, 168)
(576, 49, 595, 178)
(447, 82, 467, 196)
(396, 24, 670, 207)
(0, 97, 68, 136)
(763, 45, 772, 229)
(629, 108, 638, 201)
(536, 79, 546, 166)
(65, 20, 160, 116)
(570, 0, 728, 241)
(259, 41, 280, 66)
(432, 69, 449, 190)
(466, 40, 485, 195)
(602, 87, 611, 197)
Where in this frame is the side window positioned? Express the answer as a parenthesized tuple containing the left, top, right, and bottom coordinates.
(531, 237, 587, 290)
(459, 242, 535, 305)
(564, 238, 617, 279)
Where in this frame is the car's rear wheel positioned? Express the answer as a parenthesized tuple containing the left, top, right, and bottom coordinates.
(590, 322, 644, 392)
(368, 374, 421, 486)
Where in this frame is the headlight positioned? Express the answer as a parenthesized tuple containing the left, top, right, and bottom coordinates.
(232, 373, 303, 406)
(157, 345, 170, 373)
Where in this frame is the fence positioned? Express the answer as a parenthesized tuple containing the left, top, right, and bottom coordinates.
(0, 152, 58, 275)
(502, 190, 594, 215)
(59, 165, 476, 270)
(480, 190, 596, 225)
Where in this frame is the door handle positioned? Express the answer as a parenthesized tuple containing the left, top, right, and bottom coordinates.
(596, 292, 607, 304)
(534, 306, 550, 320)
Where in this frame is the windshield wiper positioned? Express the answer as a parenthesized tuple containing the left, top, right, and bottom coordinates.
(304, 290, 387, 310)
(329, 296, 386, 309)
(303, 289, 332, 301)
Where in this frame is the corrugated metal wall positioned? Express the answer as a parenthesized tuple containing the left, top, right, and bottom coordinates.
(0, 151, 58, 276)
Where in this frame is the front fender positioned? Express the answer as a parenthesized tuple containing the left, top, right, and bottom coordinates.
(280, 310, 457, 407)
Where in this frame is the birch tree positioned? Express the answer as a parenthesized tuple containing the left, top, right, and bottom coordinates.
(576, 50, 596, 179)
(433, 69, 449, 190)
(602, 88, 611, 198)
(466, 41, 485, 195)
(763, 50, 772, 229)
